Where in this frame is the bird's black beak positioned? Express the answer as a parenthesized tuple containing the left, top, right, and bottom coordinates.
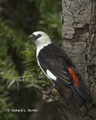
(28, 34, 36, 40)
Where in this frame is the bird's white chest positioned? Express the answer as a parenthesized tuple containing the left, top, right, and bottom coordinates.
(36, 46, 44, 57)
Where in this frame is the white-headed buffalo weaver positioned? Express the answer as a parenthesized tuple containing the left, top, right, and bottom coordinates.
(29, 31, 91, 106)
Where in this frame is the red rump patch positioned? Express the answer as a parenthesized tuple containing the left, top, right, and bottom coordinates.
(68, 68, 80, 87)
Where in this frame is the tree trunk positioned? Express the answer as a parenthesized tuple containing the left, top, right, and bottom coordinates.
(43, 0, 96, 120)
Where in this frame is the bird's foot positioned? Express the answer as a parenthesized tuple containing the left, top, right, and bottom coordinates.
(42, 83, 55, 95)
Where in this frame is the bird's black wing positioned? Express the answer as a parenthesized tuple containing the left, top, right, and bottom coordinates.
(38, 44, 74, 87)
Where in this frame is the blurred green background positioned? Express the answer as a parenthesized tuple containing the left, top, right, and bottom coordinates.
(0, 0, 62, 120)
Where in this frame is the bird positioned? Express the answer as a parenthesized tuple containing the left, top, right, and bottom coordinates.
(28, 31, 91, 106)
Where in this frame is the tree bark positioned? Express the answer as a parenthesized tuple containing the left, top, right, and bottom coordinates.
(43, 0, 96, 120)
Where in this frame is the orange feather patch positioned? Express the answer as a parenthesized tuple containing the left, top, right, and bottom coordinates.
(68, 68, 79, 87)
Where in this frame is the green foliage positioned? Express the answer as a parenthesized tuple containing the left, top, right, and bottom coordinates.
(0, 20, 18, 85)
(0, 18, 28, 84)
(0, 19, 28, 120)
(6, 0, 40, 33)
(0, 80, 19, 120)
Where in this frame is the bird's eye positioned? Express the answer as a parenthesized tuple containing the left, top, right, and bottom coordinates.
(36, 34, 42, 39)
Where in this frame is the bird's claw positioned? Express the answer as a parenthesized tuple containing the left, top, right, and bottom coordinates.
(42, 83, 55, 95)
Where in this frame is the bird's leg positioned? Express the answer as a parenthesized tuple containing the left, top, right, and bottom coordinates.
(42, 82, 55, 95)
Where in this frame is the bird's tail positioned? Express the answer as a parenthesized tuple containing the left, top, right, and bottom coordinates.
(70, 83, 91, 106)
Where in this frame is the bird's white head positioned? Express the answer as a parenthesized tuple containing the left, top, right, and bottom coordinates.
(29, 31, 52, 48)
